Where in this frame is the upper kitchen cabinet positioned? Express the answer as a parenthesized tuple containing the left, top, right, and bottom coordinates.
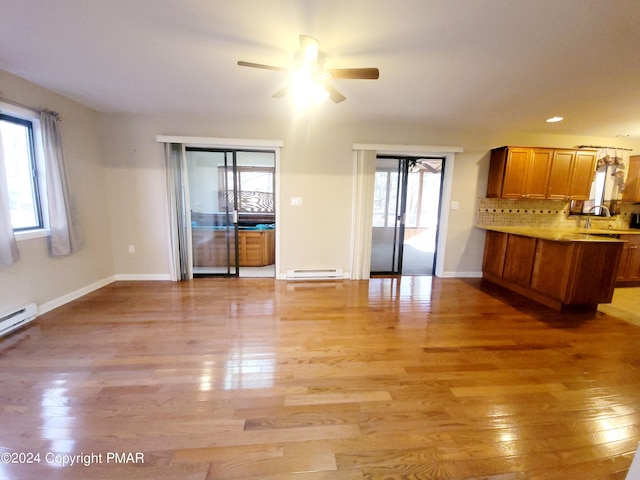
(623, 155, 640, 202)
(487, 146, 596, 200)
(547, 150, 597, 200)
(487, 147, 552, 199)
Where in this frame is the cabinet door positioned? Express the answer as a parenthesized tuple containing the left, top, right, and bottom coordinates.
(525, 149, 553, 198)
(501, 148, 530, 198)
(622, 156, 640, 202)
(625, 245, 640, 281)
(502, 235, 537, 288)
(486, 148, 508, 198)
(530, 240, 575, 301)
(566, 243, 622, 304)
(616, 245, 632, 281)
(569, 151, 596, 200)
(482, 230, 508, 277)
(546, 150, 575, 199)
(617, 235, 640, 282)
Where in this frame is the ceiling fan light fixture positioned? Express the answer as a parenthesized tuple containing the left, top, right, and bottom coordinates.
(291, 69, 329, 108)
(237, 34, 379, 105)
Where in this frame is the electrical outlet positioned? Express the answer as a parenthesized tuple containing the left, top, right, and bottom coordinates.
(290, 197, 303, 206)
(128, 245, 135, 254)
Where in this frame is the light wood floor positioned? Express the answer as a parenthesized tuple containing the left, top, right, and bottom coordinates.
(1, 277, 639, 479)
(599, 287, 640, 327)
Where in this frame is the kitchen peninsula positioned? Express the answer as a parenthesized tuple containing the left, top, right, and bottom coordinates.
(480, 226, 625, 311)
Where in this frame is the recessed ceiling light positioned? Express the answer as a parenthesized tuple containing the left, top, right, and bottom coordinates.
(546, 116, 564, 123)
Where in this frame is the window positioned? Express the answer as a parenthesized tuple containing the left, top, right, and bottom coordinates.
(0, 109, 46, 234)
(221, 166, 275, 213)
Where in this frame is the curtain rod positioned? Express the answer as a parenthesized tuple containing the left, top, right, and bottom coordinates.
(577, 144, 633, 151)
(0, 95, 60, 119)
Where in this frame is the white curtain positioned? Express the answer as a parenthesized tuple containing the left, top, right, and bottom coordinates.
(165, 143, 193, 281)
(0, 130, 20, 268)
(350, 149, 376, 279)
(41, 110, 83, 256)
(595, 147, 629, 202)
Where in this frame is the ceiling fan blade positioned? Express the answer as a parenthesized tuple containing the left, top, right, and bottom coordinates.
(272, 85, 290, 99)
(237, 61, 289, 73)
(327, 68, 380, 80)
(322, 84, 346, 103)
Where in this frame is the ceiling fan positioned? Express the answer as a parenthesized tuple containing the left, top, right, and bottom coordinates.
(237, 35, 379, 104)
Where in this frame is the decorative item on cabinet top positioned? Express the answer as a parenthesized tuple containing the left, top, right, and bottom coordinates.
(486, 146, 597, 201)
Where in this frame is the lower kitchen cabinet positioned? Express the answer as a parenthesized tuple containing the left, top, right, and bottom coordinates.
(482, 230, 508, 277)
(617, 235, 640, 283)
(482, 229, 623, 311)
(530, 240, 575, 301)
(502, 235, 536, 288)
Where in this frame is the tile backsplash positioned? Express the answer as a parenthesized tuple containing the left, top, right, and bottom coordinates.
(475, 198, 640, 230)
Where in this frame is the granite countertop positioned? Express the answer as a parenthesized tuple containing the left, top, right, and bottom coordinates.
(476, 225, 636, 243)
(570, 227, 640, 235)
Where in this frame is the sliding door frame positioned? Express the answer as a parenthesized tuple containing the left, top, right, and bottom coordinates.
(157, 136, 282, 281)
(351, 143, 462, 279)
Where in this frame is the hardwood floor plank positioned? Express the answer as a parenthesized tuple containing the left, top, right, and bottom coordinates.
(0, 277, 639, 478)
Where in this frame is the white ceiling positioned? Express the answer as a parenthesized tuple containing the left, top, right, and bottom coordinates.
(1, 0, 639, 138)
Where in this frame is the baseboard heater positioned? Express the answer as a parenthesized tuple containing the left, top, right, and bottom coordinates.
(0, 303, 37, 338)
(286, 268, 344, 281)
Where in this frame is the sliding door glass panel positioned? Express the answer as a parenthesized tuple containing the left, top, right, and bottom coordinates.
(370, 158, 404, 274)
(186, 149, 238, 276)
(371, 156, 444, 276)
(402, 158, 443, 275)
(235, 151, 276, 276)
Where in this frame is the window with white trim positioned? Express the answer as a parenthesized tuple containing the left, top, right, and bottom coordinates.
(0, 106, 48, 236)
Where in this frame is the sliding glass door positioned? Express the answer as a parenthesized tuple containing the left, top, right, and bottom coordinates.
(187, 149, 239, 276)
(185, 148, 276, 277)
(370, 156, 444, 275)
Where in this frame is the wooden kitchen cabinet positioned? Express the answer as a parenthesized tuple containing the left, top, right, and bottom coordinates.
(502, 234, 537, 288)
(546, 150, 575, 200)
(546, 150, 597, 200)
(192, 228, 275, 267)
(489, 147, 553, 199)
(487, 146, 596, 200)
(482, 228, 623, 311)
(482, 230, 508, 277)
(622, 156, 640, 202)
(238, 230, 275, 267)
(617, 235, 640, 282)
(568, 151, 598, 200)
(530, 239, 575, 301)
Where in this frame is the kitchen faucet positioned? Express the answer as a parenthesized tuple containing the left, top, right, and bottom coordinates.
(585, 205, 611, 229)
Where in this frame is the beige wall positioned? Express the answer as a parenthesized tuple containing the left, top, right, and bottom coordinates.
(0, 71, 114, 314)
(99, 112, 640, 280)
(3, 68, 640, 316)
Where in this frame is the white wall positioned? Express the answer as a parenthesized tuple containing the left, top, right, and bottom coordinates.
(0, 70, 114, 315)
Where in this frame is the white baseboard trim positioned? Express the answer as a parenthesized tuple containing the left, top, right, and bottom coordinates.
(37, 274, 173, 316)
(38, 275, 117, 315)
(438, 271, 483, 278)
(114, 274, 172, 281)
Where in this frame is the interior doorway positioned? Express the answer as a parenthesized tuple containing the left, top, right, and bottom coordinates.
(185, 148, 276, 278)
(370, 155, 444, 275)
